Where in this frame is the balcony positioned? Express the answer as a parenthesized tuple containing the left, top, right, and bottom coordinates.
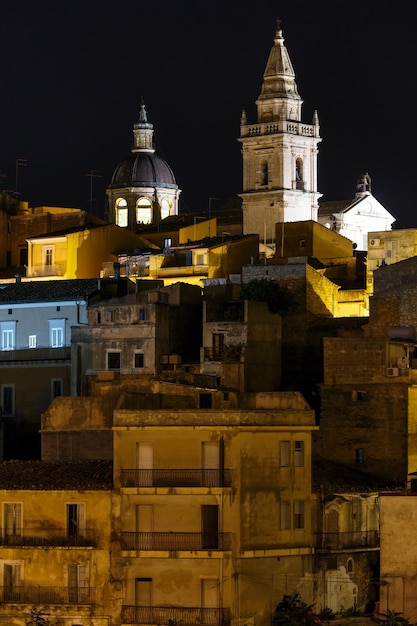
(203, 346, 244, 363)
(121, 606, 232, 625)
(315, 530, 379, 551)
(0, 346, 70, 363)
(0, 586, 95, 604)
(27, 264, 65, 278)
(120, 469, 232, 488)
(0, 528, 97, 548)
(120, 531, 232, 551)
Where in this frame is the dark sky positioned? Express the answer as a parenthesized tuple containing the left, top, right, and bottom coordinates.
(1, 1, 415, 227)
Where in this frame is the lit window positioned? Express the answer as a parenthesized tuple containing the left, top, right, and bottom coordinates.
(160, 198, 171, 220)
(136, 197, 152, 224)
(116, 198, 128, 227)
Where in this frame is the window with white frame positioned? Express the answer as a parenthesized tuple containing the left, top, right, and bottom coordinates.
(28, 334, 37, 348)
(1, 385, 15, 417)
(136, 197, 152, 224)
(107, 351, 121, 370)
(44, 245, 53, 267)
(1, 321, 16, 351)
(49, 319, 65, 347)
(116, 198, 128, 227)
(68, 562, 88, 603)
(160, 198, 171, 220)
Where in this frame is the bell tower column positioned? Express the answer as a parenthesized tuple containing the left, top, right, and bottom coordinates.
(238, 21, 321, 248)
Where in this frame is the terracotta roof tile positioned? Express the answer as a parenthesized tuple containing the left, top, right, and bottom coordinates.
(0, 460, 113, 490)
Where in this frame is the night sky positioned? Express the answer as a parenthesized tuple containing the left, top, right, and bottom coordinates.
(1, 1, 415, 228)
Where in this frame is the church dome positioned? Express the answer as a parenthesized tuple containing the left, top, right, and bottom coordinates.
(109, 152, 177, 189)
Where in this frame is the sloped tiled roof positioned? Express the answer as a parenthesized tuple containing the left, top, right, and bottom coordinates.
(318, 197, 362, 216)
(313, 454, 403, 496)
(0, 460, 113, 490)
(0, 279, 100, 303)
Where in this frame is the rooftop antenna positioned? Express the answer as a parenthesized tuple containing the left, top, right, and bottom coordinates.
(85, 169, 103, 215)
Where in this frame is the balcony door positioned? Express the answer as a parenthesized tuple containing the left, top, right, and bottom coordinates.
(201, 578, 219, 623)
(135, 578, 152, 623)
(136, 504, 153, 549)
(4, 563, 21, 602)
(68, 563, 88, 603)
(201, 505, 219, 550)
(4, 503, 21, 539)
(67, 503, 86, 540)
(136, 442, 153, 486)
(202, 440, 224, 486)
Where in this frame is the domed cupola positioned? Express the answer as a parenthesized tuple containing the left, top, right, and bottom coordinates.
(106, 101, 181, 230)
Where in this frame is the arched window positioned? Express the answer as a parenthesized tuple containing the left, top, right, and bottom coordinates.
(258, 161, 268, 186)
(295, 158, 304, 190)
(160, 198, 171, 220)
(346, 558, 354, 573)
(115, 198, 128, 227)
(136, 197, 152, 224)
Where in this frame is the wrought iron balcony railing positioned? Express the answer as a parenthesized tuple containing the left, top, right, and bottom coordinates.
(121, 606, 232, 625)
(315, 530, 379, 551)
(120, 469, 232, 488)
(0, 586, 95, 604)
(120, 531, 232, 551)
(0, 528, 97, 547)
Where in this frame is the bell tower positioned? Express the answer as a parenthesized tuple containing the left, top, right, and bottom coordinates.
(238, 21, 321, 247)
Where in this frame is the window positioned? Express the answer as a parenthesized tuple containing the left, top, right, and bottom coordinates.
(160, 198, 171, 220)
(280, 441, 290, 467)
(44, 246, 53, 267)
(294, 441, 304, 467)
(28, 334, 37, 348)
(136, 197, 152, 224)
(201, 504, 219, 549)
(49, 319, 65, 347)
(51, 378, 63, 399)
(138, 308, 146, 321)
(352, 390, 368, 401)
(4, 503, 22, 539)
(1, 321, 16, 351)
(68, 562, 88, 603)
(280, 501, 291, 530)
(212, 333, 224, 359)
(107, 351, 121, 370)
(134, 352, 144, 369)
(294, 501, 304, 529)
(1, 385, 15, 417)
(163, 237, 172, 248)
(67, 503, 85, 539)
(4, 563, 21, 602)
(116, 198, 128, 227)
(386, 240, 397, 259)
(7, 309, 12, 315)
(356, 448, 364, 464)
(281, 441, 304, 467)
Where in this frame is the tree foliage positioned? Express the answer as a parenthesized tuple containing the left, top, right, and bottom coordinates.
(239, 278, 298, 314)
(273, 593, 321, 626)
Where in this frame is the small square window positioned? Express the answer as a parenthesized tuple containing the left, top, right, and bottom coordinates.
(299, 240, 306, 248)
(8, 309, 12, 315)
